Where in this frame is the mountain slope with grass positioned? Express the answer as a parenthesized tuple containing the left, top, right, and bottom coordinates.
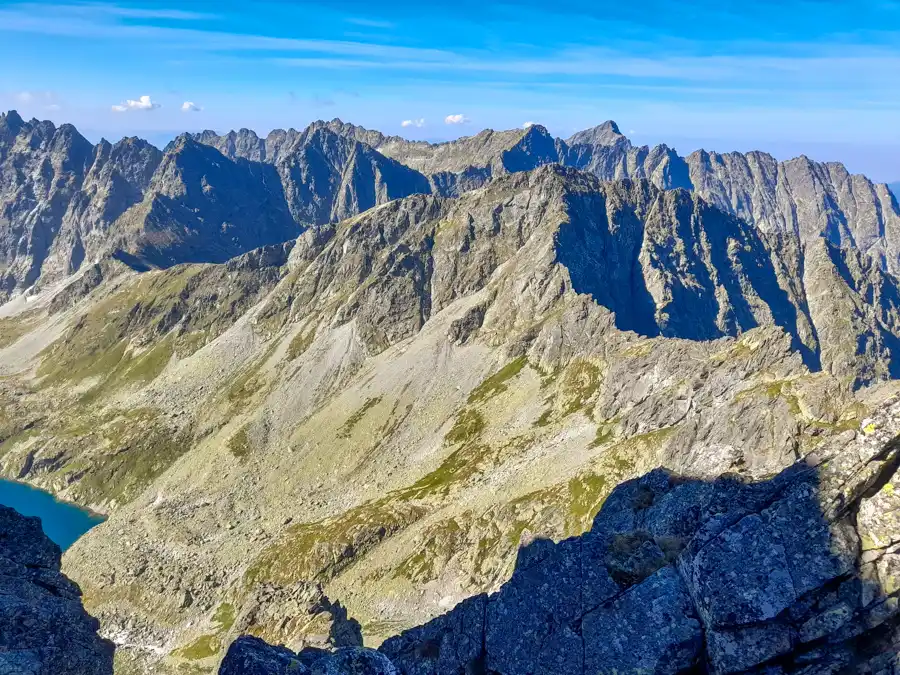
(1, 166, 897, 673)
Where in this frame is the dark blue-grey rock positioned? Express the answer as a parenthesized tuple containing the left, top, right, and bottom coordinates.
(485, 537, 583, 675)
(582, 566, 703, 675)
(308, 647, 397, 675)
(220, 636, 306, 675)
(219, 639, 396, 675)
(378, 594, 485, 675)
(0, 505, 113, 675)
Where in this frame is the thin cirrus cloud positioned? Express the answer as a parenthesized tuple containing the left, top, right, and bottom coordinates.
(445, 114, 468, 125)
(401, 118, 425, 128)
(111, 95, 160, 112)
(0, 4, 451, 61)
(345, 17, 394, 29)
(3, 3, 900, 94)
(181, 101, 202, 112)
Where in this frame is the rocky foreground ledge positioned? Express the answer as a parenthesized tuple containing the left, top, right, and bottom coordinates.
(0, 504, 113, 674)
(220, 401, 900, 674)
(5, 401, 900, 674)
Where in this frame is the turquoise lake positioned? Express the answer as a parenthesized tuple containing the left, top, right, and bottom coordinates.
(0, 478, 104, 550)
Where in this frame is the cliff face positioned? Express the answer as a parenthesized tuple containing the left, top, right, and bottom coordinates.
(2, 111, 900, 675)
(0, 504, 113, 675)
(27, 167, 895, 673)
(220, 395, 900, 674)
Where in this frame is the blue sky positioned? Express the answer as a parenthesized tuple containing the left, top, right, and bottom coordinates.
(0, 0, 898, 181)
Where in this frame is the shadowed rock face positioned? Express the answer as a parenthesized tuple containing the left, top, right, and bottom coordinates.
(219, 401, 900, 675)
(109, 136, 299, 268)
(0, 505, 114, 675)
(0, 114, 433, 301)
(889, 183, 899, 202)
(4, 111, 900, 386)
(191, 123, 434, 225)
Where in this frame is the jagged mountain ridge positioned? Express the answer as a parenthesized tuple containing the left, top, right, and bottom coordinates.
(192, 118, 900, 385)
(3, 106, 898, 315)
(228, 116, 899, 278)
(0, 164, 896, 673)
(0, 112, 431, 302)
(194, 117, 900, 318)
(2, 110, 900, 673)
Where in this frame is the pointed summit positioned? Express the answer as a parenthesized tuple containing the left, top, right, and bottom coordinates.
(1, 109, 25, 131)
(567, 121, 630, 148)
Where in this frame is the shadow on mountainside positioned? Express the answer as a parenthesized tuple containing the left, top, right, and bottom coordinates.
(222, 430, 900, 674)
(556, 184, 818, 369)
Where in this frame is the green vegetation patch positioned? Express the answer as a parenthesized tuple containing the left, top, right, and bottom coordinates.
(0, 311, 40, 349)
(245, 498, 426, 586)
(736, 378, 802, 415)
(212, 602, 236, 632)
(173, 634, 220, 661)
(444, 408, 485, 445)
(287, 328, 316, 361)
(37, 267, 198, 387)
(395, 519, 464, 582)
(227, 426, 252, 459)
(38, 261, 281, 399)
(396, 443, 494, 501)
(467, 357, 527, 404)
(567, 473, 609, 532)
(76, 408, 191, 505)
(560, 359, 603, 416)
(338, 396, 383, 439)
(533, 407, 553, 428)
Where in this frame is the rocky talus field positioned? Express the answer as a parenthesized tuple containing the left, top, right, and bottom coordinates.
(1, 109, 899, 673)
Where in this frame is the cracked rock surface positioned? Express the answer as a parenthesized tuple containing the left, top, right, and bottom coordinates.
(0, 504, 114, 675)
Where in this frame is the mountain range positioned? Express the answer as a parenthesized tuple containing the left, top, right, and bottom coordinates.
(1, 109, 900, 673)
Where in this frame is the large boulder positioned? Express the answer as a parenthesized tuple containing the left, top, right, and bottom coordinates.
(220, 637, 396, 675)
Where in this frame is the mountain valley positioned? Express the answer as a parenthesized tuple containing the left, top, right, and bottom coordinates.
(1, 109, 900, 673)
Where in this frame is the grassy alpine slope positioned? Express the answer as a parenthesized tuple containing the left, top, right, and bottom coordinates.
(0, 167, 893, 674)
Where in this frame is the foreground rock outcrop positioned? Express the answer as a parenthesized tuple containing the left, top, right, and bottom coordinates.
(0, 504, 113, 674)
(219, 398, 900, 674)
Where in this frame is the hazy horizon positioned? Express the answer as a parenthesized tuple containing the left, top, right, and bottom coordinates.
(1, 0, 898, 181)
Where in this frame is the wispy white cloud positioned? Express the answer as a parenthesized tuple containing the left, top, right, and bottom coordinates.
(111, 95, 160, 112)
(5, 2, 899, 96)
(346, 17, 393, 29)
(401, 118, 425, 128)
(445, 114, 469, 125)
(181, 101, 202, 112)
(0, 4, 450, 61)
(522, 121, 536, 128)
(12, 90, 62, 111)
(271, 48, 900, 89)
(19, 3, 215, 20)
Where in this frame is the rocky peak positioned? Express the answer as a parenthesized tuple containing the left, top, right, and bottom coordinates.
(0, 108, 25, 140)
(310, 118, 389, 149)
(567, 120, 630, 148)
